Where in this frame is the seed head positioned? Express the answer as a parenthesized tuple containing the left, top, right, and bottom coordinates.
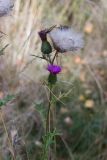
(49, 26, 84, 53)
(0, 0, 14, 17)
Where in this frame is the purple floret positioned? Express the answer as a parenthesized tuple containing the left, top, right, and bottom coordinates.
(47, 64, 62, 75)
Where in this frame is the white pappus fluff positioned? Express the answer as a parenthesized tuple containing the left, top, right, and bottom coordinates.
(0, 0, 14, 17)
(49, 26, 84, 53)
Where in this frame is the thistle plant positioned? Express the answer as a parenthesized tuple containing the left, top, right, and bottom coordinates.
(0, 0, 14, 17)
(37, 25, 84, 160)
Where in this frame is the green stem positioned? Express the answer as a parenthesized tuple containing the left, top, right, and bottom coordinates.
(46, 84, 52, 133)
(46, 85, 58, 160)
(52, 106, 57, 159)
(52, 51, 58, 64)
(45, 84, 53, 160)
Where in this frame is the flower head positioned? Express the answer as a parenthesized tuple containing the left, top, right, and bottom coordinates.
(0, 0, 14, 17)
(38, 30, 47, 41)
(38, 25, 56, 41)
(38, 30, 52, 54)
(49, 26, 84, 53)
(47, 64, 62, 75)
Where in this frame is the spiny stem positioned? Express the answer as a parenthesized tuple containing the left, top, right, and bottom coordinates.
(46, 84, 52, 133)
(52, 105, 57, 159)
(45, 84, 53, 160)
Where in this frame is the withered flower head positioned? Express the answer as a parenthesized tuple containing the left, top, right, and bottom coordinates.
(0, 0, 14, 17)
(49, 26, 84, 53)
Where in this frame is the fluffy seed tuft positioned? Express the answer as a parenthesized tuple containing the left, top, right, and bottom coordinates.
(0, 0, 14, 17)
(49, 26, 84, 53)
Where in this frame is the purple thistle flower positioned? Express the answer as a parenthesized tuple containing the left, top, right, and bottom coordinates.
(47, 64, 62, 75)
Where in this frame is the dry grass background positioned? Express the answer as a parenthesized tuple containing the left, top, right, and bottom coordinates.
(0, 0, 107, 82)
(0, 0, 107, 159)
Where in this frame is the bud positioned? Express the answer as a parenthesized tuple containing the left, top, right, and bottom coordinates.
(38, 30, 52, 55)
(48, 73, 57, 85)
(41, 41, 52, 55)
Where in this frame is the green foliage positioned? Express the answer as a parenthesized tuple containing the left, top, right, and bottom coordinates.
(42, 130, 60, 160)
(0, 95, 15, 108)
(57, 103, 107, 160)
